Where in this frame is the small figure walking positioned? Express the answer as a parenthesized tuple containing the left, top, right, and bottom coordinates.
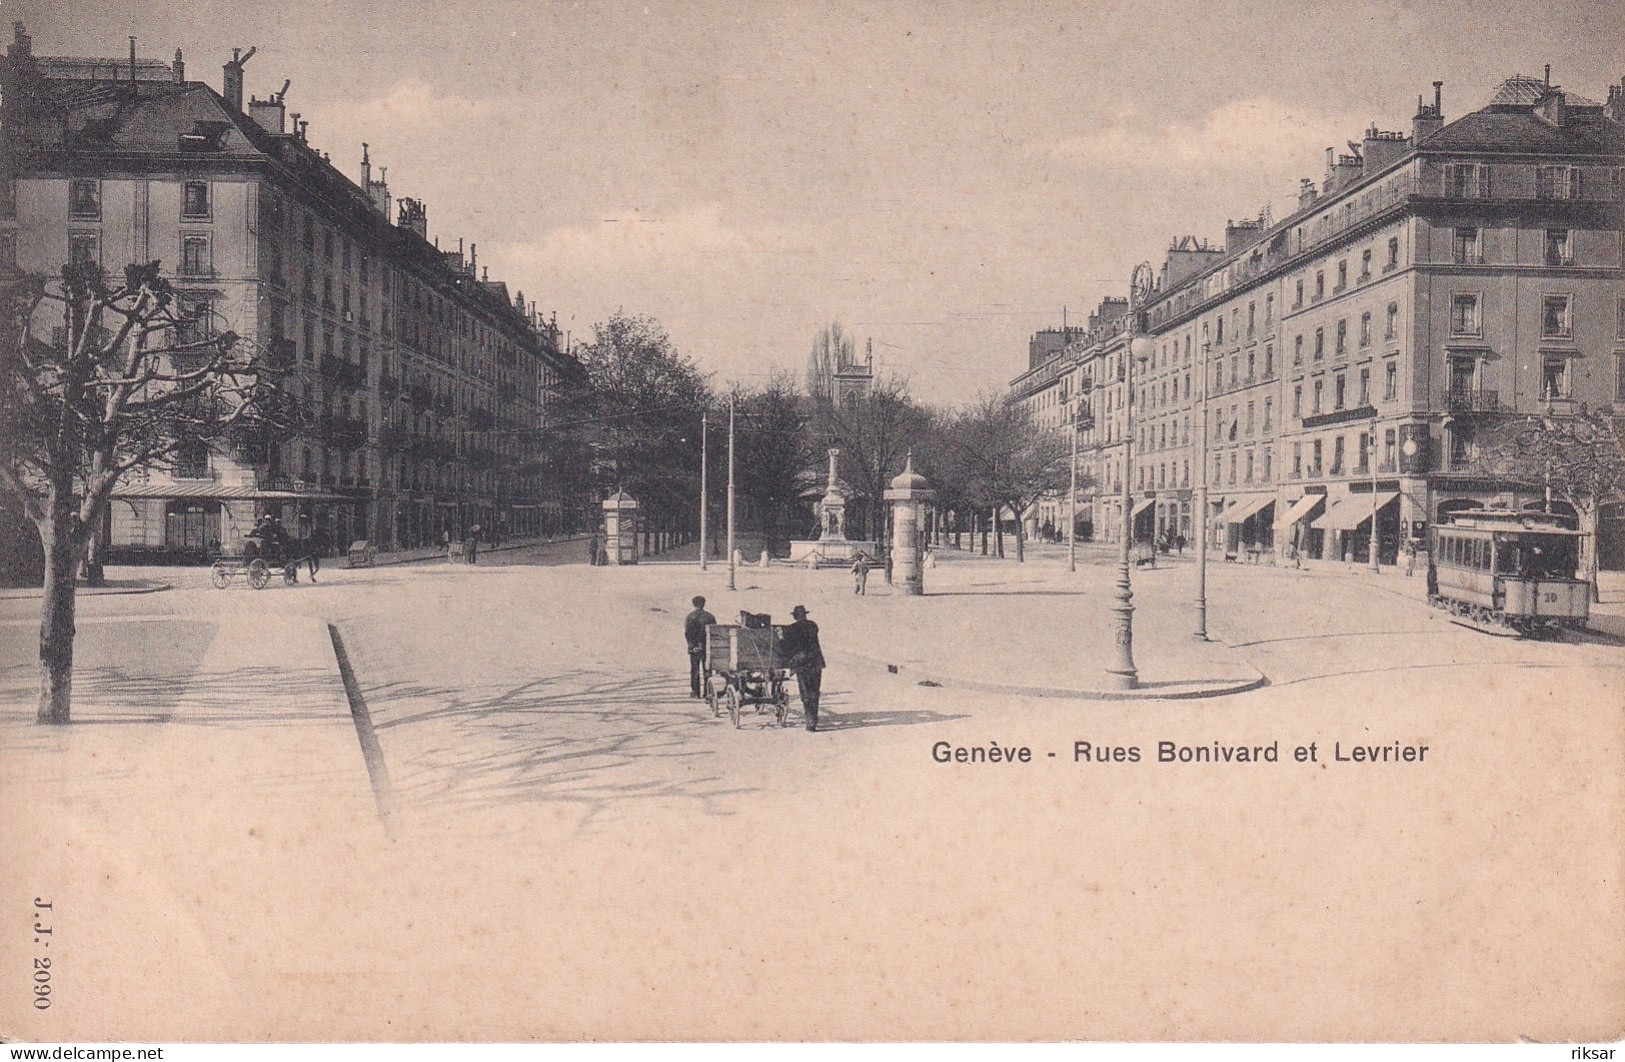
(308, 524, 329, 581)
(780, 604, 826, 731)
(467, 524, 481, 564)
(684, 595, 716, 700)
(1402, 539, 1417, 577)
(851, 553, 870, 595)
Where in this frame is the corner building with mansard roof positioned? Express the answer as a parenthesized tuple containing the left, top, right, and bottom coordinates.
(1, 24, 583, 561)
(1020, 73, 1624, 568)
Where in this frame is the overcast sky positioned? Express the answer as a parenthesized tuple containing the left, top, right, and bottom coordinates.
(21, 0, 1625, 404)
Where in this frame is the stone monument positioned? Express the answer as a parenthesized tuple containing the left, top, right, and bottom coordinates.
(788, 447, 875, 565)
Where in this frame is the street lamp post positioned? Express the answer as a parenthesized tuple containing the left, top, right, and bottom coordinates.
(1194, 341, 1210, 641)
(1068, 399, 1079, 573)
(699, 413, 709, 571)
(726, 394, 736, 591)
(1368, 414, 1381, 574)
(1106, 262, 1156, 691)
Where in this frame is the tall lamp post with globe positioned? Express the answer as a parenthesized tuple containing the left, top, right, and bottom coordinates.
(1106, 262, 1158, 691)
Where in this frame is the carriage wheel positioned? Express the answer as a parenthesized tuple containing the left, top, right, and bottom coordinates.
(210, 561, 232, 590)
(705, 673, 721, 717)
(725, 684, 742, 729)
(283, 564, 299, 586)
(247, 559, 271, 589)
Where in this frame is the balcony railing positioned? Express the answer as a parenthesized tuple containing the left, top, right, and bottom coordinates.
(1442, 388, 1501, 413)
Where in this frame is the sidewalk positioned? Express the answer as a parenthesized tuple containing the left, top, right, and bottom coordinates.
(744, 550, 1266, 699)
(0, 576, 173, 601)
(0, 610, 383, 827)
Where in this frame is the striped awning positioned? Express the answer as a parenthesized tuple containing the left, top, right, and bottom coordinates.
(1130, 497, 1156, 518)
(1223, 495, 1276, 526)
(112, 482, 351, 501)
(1274, 494, 1324, 529)
(1312, 492, 1398, 531)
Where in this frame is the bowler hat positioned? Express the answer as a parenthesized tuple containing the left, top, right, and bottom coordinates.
(791, 605, 809, 618)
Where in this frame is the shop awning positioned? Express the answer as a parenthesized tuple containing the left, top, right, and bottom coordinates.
(1312, 492, 1398, 531)
(1223, 495, 1275, 526)
(1130, 497, 1156, 519)
(111, 483, 350, 502)
(1274, 494, 1324, 529)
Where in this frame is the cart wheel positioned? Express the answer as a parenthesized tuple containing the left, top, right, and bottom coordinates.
(725, 685, 741, 729)
(210, 561, 231, 590)
(704, 672, 721, 717)
(247, 559, 271, 589)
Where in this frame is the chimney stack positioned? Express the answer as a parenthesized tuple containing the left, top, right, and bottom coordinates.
(1297, 178, 1318, 211)
(172, 48, 184, 82)
(1412, 81, 1444, 143)
(222, 45, 255, 113)
(1605, 79, 1624, 123)
(128, 37, 136, 83)
(9, 22, 32, 59)
(398, 198, 428, 239)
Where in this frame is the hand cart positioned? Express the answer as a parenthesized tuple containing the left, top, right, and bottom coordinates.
(703, 612, 792, 728)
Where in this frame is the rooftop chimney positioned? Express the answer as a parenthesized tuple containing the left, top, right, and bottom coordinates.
(1412, 81, 1444, 143)
(1606, 78, 1624, 124)
(1297, 178, 1318, 211)
(172, 48, 184, 83)
(248, 83, 287, 134)
(1536, 82, 1568, 128)
(1361, 124, 1412, 175)
(398, 198, 428, 239)
(222, 45, 255, 113)
(9, 21, 32, 59)
(128, 37, 136, 84)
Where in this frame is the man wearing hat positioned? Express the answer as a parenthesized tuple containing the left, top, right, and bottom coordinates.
(779, 604, 826, 731)
(684, 595, 717, 699)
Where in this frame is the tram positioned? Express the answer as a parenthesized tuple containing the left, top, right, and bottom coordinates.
(1430, 509, 1590, 636)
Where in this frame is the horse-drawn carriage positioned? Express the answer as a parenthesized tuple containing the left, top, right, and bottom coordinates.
(209, 527, 312, 590)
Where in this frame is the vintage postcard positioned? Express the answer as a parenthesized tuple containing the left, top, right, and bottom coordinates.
(1, 0, 1622, 1048)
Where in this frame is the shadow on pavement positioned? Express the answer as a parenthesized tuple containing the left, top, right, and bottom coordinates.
(361, 669, 763, 826)
(812, 708, 970, 732)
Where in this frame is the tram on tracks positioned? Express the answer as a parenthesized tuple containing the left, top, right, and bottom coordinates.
(1430, 509, 1590, 636)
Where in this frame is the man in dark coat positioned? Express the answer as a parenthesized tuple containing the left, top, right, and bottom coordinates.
(684, 595, 716, 699)
(779, 604, 826, 731)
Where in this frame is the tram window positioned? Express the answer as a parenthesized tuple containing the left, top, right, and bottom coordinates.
(1496, 543, 1523, 575)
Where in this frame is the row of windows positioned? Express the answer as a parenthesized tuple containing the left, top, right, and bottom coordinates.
(1288, 430, 1395, 479)
(1293, 238, 1403, 310)
(1291, 303, 1401, 367)
(1449, 291, 1574, 339)
(69, 178, 211, 220)
(1448, 225, 1574, 266)
(1291, 362, 1400, 417)
(68, 232, 212, 275)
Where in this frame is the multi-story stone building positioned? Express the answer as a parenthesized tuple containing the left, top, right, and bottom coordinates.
(1, 25, 581, 561)
(1020, 73, 1625, 568)
(1006, 299, 1125, 538)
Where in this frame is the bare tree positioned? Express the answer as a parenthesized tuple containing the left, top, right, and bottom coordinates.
(734, 373, 814, 553)
(812, 373, 931, 548)
(1475, 410, 1625, 603)
(557, 310, 712, 535)
(805, 321, 855, 403)
(1, 261, 273, 723)
(938, 394, 1075, 562)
